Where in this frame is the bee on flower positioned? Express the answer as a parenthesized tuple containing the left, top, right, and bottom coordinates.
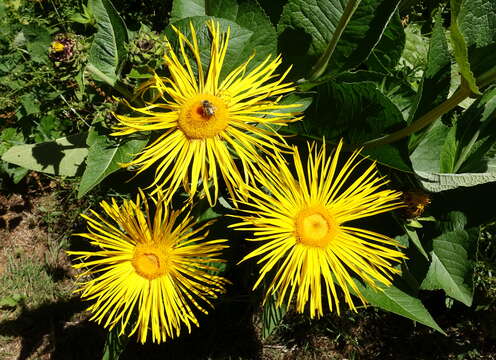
(112, 20, 300, 205)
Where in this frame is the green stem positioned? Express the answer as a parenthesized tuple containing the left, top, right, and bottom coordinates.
(362, 80, 473, 149)
(308, 0, 362, 81)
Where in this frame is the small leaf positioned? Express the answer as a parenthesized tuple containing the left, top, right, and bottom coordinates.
(87, 0, 128, 86)
(1, 133, 88, 177)
(261, 294, 286, 339)
(449, 0, 480, 94)
(408, 11, 451, 126)
(420, 228, 478, 306)
(78, 126, 148, 198)
(355, 281, 445, 334)
(101, 327, 128, 360)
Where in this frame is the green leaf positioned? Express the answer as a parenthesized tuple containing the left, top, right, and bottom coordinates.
(78, 126, 148, 198)
(334, 71, 417, 119)
(366, 10, 405, 72)
(277, 0, 402, 78)
(450, 0, 480, 94)
(290, 80, 411, 170)
(411, 86, 496, 176)
(169, 1, 278, 74)
(408, 12, 451, 126)
(87, 0, 128, 86)
(415, 171, 496, 192)
(420, 228, 478, 306)
(21, 24, 51, 64)
(450, 86, 496, 173)
(355, 281, 444, 334)
(410, 120, 450, 173)
(261, 294, 286, 339)
(101, 327, 128, 360)
(449, 0, 496, 92)
(404, 224, 429, 259)
(1, 133, 88, 177)
(171, 0, 206, 21)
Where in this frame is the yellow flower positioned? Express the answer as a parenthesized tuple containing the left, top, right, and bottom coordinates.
(51, 40, 65, 52)
(232, 141, 406, 318)
(68, 190, 229, 344)
(112, 20, 299, 205)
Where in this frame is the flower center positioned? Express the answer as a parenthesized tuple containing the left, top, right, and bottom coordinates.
(132, 243, 169, 280)
(295, 205, 337, 248)
(178, 93, 228, 139)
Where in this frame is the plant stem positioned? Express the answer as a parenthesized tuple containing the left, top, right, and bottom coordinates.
(308, 0, 362, 81)
(362, 80, 473, 149)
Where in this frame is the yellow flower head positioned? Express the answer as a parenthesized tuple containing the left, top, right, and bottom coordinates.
(68, 190, 229, 344)
(112, 20, 299, 205)
(232, 140, 406, 318)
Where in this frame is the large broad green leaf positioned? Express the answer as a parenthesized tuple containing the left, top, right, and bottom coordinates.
(169, 0, 277, 74)
(86, 0, 128, 86)
(450, 0, 496, 93)
(77, 126, 148, 198)
(277, 0, 402, 78)
(408, 12, 451, 126)
(290, 80, 411, 170)
(420, 227, 478, 306)
(355, 281, 444, 333)
(1, 133, 88, 177)
(333, 71, 417, 119)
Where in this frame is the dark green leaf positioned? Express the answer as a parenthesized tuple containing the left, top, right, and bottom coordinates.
(78, 126, 148, 198)
(420, 227, 478, 306)
(277, 0, 401, 78)
(354, 281, 444, 333)
(411, 86, 496, 177)
(408, 12, 451, 126)
(21, 24, 51, 64)
(366, 10, 405, 72)
(101, 327, 128, 360)
(1, 133, 88, 177)
(451, 86, 496, 173)
(87, 0, 128, 85)
(169, 1, 278, 74)
(290, 80, 411, 170)
(261, 294, 286, 339)
(450, 0, 496, 92)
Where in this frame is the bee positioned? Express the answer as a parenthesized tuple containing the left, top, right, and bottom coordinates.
(201, 100, 216, 117)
